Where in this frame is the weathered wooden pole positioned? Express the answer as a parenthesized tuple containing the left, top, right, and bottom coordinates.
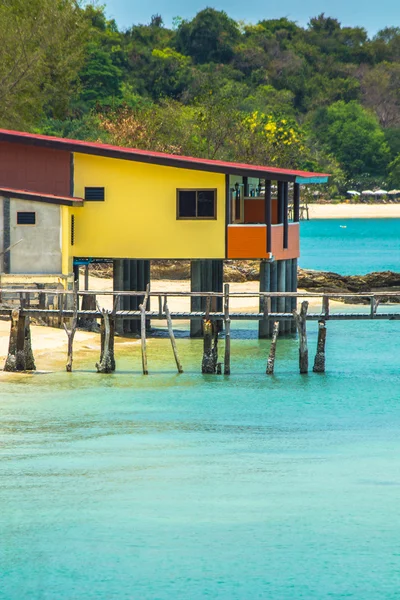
(266, 321, 280, 375)
(224, 283, 231, 375)
(22, 314, 36, 371)
(15, 311, 27, 371)
(4, 297, 36, 372)
(4, 308, 19, 371)
(313, 320, 327, 373)
(201, 319, 218, 374)
(164, 295, 183, 374)
(96, 307, 114, 373)
(293, 300, 309, 374)
(139, 284, 150, 375)
(370, 296, 380, 319)
(63, 285, 78, 372)
(323, 295, 330, 319)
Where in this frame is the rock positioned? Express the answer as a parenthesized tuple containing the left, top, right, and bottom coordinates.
(298, 269, 400, 303)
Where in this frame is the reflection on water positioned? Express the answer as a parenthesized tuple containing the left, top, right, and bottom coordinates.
(1, 319, 400, 599)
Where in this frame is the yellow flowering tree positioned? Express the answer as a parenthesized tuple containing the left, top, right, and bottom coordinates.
(234, 111, 306, 168)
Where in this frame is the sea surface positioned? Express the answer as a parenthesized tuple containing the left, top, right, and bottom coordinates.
(1, 219, 400, 599)
(300, 218, 400, 274)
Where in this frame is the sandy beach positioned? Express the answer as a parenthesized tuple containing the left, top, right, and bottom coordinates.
(308, 203, 400, 219)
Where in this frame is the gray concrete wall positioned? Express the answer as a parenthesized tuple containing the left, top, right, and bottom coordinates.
(0, 197, 4, 272)
(1, 197, 62, 274)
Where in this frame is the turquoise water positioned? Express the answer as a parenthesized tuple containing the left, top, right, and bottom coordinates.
(300, 219, 400, 274)
(2, 219, 400, 599)
(2, 320, 400, 599)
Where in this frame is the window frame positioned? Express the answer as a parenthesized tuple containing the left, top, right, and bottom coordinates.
(176, 188, 217, 220)
(17, 211, 36, 225)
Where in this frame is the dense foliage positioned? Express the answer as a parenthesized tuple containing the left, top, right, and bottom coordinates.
(1, 2, 400, 194)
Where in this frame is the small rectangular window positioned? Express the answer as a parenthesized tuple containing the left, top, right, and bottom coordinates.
(84, 187, 105, 201)
(177, 189, 216, 219)
(17, 212, 36, 225)
(71, 215, 75, 246)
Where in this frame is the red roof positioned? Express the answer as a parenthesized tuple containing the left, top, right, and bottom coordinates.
(0, 128, 330, 182)
(0, 186, 83, 206)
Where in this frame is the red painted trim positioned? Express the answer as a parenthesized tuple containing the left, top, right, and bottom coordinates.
(0, 187, 83, 206)
(0, 128, 331, 181)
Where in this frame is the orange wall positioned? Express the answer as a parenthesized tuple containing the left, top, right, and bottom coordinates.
(243, 198, 278, 224)
(271, 223, 300, 260)
(227, 223, 299, 259)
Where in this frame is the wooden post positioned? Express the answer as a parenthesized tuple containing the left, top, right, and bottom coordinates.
(109, 295, 118, 372)
(224, 283, 231, 375)
(15, 311, 27, 371)
(23, 314, 36, 371)
(3, 297, 36, 372)
(293, 300, 309, 374)
(313, 320, 327, 373)
(139, 284, 150, 375)
(266, 321, 279, 375)
(164, 295, 183, 374)
(323, 295, 330, 319)
(63, 285, 78, 372)
(201, 319, 218, 374)
(4, 308, 19, 371)
(96, 307, 114, 373)
(370, 296, 380, 319)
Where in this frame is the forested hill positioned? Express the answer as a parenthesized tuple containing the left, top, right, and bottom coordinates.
(1, 1, 400, 194)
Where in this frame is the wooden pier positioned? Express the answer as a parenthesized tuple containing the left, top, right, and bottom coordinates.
(1, 286, 399, 375)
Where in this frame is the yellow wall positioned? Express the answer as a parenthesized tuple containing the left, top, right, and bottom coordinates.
(70, 154, 226, 259)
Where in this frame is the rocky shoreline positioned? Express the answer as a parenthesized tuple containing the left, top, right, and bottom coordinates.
(91, 261, 400, 303)
(298, 269, 400, 303)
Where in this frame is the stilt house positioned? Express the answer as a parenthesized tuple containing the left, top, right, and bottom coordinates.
(0, 128, 328, 336)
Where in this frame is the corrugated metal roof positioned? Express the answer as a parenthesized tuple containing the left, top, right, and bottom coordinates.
(0, 186, 83, 206)
(0, 128, 330, 182)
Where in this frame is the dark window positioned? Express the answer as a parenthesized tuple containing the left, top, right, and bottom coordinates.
(17, 212, 36, 225)
(197, 190, 215, 217)
(177, 189, 216, 219)
(178, 191, 196, 217)
(71, 215, 75, 246)
(84, 187, 105, 201)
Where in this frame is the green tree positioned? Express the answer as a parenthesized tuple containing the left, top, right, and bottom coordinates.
(176, 9, 240, 64)
(147, 48, 193, 99)
(0, 0, 87, 128)
(387, 154, 400, 188)
(79, 43, 123, 107)
(310, 101, 390, 177)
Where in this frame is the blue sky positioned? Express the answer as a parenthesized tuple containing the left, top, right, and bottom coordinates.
(103, 0, 398, 35)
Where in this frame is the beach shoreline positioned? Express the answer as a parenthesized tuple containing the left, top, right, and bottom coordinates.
(308, 203, 400, 219)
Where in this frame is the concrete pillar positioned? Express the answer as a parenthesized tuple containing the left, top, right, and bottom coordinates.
(73, 263, 80, 287)
(190, 259, 223, 337)
(113, 259, 150, 335)
(270, 261, 278, 319)
(113, 259, 124, 335)
(277, 260, 286, 315)
(259, 259, 271, 339)
(285, 259, 293, 334)
(291, 258, 298, 333)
